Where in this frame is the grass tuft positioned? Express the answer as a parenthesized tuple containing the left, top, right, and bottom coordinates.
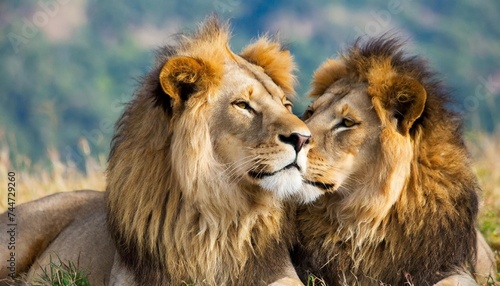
(30, 256, 90, 286)
(307, 274, 326, 286)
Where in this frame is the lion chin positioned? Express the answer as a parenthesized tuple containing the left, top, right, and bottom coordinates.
(260, 168, 320, 203)
(0, 17, 315, 286)
(257, 153, 321, 203)
(259, 167, 301, 193)
(293, 36, 497, 286)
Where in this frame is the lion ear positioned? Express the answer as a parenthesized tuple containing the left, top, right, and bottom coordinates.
(240, 38, 296, 96)
(309, 59, 348, 98)
(159, 56, 220, 103)
(390, 75, 427, 134)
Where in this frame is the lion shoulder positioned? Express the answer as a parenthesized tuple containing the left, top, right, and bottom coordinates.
(0, 190, 107, 281)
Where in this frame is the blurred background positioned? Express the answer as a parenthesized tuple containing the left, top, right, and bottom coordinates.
(0, 0, 499, 168)
(0, 0, 499, 274)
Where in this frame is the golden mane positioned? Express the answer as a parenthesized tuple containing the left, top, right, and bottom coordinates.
(295, 37, 480, 284)
(105, 17, 299, 285)
(240, 37, 297, 97)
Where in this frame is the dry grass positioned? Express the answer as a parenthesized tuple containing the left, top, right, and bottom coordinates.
(0, 131, 499, 281)
(0, 137, 105, 211)
(467, 132, 500, 249)
(466, 131, 500, 280)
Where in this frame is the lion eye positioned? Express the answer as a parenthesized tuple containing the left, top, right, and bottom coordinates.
(341, 118, 356, 128)
(303, 108, 314, 119)
(234, 101, 250, 110)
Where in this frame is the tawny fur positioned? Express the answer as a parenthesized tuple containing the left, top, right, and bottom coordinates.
(240, 37, 297, 97)
(293, 37, 484, 285)
(106, 17, 308, 285)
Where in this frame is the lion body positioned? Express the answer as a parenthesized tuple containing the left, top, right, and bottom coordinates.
(294, 37, 495, 285)
(0, 190, 111, 285)
(24, 191, 114, 285)
(0, 18, 317, 286)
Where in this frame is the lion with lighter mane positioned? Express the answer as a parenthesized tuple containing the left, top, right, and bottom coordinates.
(0, 18, 319, 285)
(292, 37, 496, 285)
(105, 17, 317, 285)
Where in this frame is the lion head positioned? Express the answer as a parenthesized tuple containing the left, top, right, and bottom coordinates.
(295, 37, 479, 285)
(105, 18, 317, 285)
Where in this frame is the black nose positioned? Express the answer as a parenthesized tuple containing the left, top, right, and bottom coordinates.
(279, 133, 311, 153)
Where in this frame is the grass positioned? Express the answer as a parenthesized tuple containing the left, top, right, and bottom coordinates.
(30, 256, 90, 286)
(0, 136, 106, 212)
(0, 131, 499, 284)
(0, 256, 90, 286)
(465, 131, 500, 283)
(307, 274, 327, 286)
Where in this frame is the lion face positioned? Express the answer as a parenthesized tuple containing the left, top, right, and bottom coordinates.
(302, 80, 382, 195)
(158, 40, 321, 203)
(211, 59, 314, 201)
(301, 55, 427, 205)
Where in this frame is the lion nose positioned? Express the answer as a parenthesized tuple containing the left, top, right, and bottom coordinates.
(279, 133, 311, 153)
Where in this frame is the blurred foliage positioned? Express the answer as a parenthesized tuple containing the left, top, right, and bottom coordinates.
(0, 0, 499, 167)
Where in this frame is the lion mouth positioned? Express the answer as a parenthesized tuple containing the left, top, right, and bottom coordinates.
(304, 180, 335, 191)
(248, 162, 300, 179)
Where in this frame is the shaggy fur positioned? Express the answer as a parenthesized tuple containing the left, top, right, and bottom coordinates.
(106, 17, 312, 285)
(240, 37, 297, 96)
(293, 37, 482, 285)
(0, 17, 313, 286)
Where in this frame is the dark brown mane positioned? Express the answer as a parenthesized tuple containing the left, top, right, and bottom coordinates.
(348, 37, 479, 283)
(345, 36, 464, 135)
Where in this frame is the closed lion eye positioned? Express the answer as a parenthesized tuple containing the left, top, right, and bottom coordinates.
(303, 108, 314, 120)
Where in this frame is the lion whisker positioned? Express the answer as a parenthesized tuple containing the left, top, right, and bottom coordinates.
(225, 156, 266, 185)
(223, 155, 259, 173)
(226, 158, 268, 186)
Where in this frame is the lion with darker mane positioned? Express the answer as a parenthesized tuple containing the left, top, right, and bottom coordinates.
(0, 18, 320, 285)
(292, 37, 496, 285)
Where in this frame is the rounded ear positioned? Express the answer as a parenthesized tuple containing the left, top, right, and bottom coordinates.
(309, 59, 348, 98)
(159, 56, 220, 103)
(240, 37, 297, 96)
(391, 75, 427, 134)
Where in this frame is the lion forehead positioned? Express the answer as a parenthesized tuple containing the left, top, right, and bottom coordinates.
(220, 58, 288, 102)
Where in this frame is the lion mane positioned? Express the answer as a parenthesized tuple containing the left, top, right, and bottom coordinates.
(294, 37, 482, 285)
(105, 18, 306, 285)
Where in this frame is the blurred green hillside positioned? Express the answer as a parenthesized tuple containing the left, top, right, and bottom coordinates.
(1, 0, 499, 167)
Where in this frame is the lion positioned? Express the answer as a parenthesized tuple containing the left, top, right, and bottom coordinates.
(0, 190, 114, 286)
(0, 18, 321, 285)
(291, 37, 497, 285)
